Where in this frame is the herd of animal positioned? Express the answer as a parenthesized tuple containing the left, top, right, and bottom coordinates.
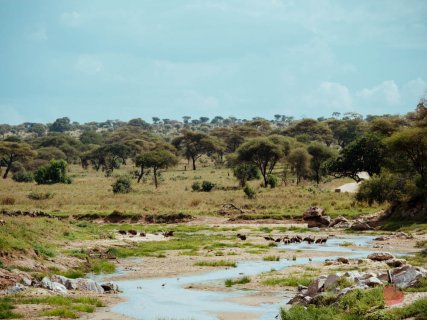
(117, 230, 174, 237)
(239, 234, 329, 244)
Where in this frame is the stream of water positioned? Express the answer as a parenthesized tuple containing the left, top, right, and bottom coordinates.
(108, 235, 378, 320)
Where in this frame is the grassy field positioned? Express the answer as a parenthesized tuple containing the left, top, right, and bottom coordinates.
(0, 164, 383, 218)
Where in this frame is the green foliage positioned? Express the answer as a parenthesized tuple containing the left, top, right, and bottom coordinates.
(263, 275, 313, 287)
(12, 171, 34, 183)
(243, 185, 256, 199)
(112, 175, 132, 194)
(191, 181, 201, 191)
(307, 143, 335, 184)
(225, 276, 250, 287)
(288, 147, 311, 184)
(232, 163, 260, 187)
(0, 298, 21, 319)
(263, 255, 280, 261)
(135, 149, 178, 188)
(195, 260, 237, 267)
(267, 174, 278, 188)
(201, 180, 215, 192)
(34, 159, 71, 184)
(90, 259, 116, 274)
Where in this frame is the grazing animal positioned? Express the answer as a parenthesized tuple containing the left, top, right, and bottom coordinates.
(264, 236, 274, 241)
(237, 233, 247, 240)
(315, 237, 328, 244)
(128, 230, 138, 236)
(0, 220, 5, 226)
(275, 238, 281, 243)
(118, 230, 127, 235)
(303, 236, 315, 244)
(140, 231, 146, 237)
(282, 237, 291, 244)
(163, 231, 174, 237)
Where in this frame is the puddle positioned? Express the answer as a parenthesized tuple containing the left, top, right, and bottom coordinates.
(109, 236, 385, 319)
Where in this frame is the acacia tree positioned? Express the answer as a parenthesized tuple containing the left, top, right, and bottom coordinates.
(172, 130, 223, 170)
(236, 137, 283, 187)
(135, 150, 178, 188)
(307, 143, 335, 184)
(288, 148, 311, 185)
(0, 142, 36, 179)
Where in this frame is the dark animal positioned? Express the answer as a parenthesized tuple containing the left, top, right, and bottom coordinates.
(140, 231, 146, 237)
(163, 231, 174, 237)
(0, 220, 5, 226)
(128, 230, 138, 236)
(303, 236, 315, 244)
(264, 236, 274, 241)
(282, 237, 291, 244)
(275, 238, 281, 243)
(237, 233, 247, 240)
(118, 230, 127, 235)
(315, 237, 328, 244)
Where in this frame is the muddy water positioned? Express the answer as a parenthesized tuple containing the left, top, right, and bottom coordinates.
(110, 236, 378, 320)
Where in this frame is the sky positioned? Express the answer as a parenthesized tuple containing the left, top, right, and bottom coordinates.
(0, 0, 427, 125)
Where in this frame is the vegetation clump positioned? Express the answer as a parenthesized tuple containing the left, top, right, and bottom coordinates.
(112, 175, 132, 194)
(34, 159, 71, 184)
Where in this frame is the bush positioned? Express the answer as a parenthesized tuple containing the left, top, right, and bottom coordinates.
(34, 160, 71, 184)
(28, 191, 54, 200)
(12, 171, 33, 183)
(233, 164, 260, 187)
(112, 175, 132, 194)
(191, 181, 201, 191)
(201, 180, 215, 192)
(267, 174, 278, 188)
(243, 185, 256, 199)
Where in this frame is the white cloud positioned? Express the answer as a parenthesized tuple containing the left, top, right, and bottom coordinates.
(60, 11, 82, 27)
(402, 77, 426, 99)
(357, 80, 400, 105)
(75, 55, 103, 75)
(306, 81, 353, 110)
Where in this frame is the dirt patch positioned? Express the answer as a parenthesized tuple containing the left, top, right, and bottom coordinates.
(144, 212, 193, 224)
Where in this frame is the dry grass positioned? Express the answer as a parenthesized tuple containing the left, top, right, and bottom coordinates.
(0, 164, 383, 218)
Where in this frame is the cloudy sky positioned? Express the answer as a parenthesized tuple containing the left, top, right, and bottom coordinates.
(1, 0, 426, 124)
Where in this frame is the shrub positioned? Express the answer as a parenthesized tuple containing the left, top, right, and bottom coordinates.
(233, 164, 260, 187)
(1, 197, 15, 205)
(191, 181, 201, 191)
(201, 180, 215, 192)
(243, 185, 256, 199)
(34, 160, 71, 184)
(112, 175, 132, 194)
(12, 171, 34, 183)
(28, 191, 54, 200)
(267, 174, 278, 188)
(33, 244, 56, 257)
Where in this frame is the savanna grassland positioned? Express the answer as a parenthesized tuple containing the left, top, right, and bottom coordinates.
(0, 163, 382, 218)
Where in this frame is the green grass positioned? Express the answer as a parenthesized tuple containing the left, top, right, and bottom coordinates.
(194, 260, 237, 268)
(0, 298, 21, 319)
(263, 255, 280, 261)
(90, 259, 116, 274)
(41, 308, 78, 318)
(225, 276, 251, 287)
(262, 274, 313, 287)
(33, 243, 56, 257)
(367, 297, 427, 320)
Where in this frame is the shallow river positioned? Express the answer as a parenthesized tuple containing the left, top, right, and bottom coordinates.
(106, 235, 378, 320)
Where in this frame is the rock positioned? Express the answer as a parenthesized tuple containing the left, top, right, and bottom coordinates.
(367, 252, 395, 262)
(4, 284, 25, 295)
(374, 236, 389, 241)
(288, 294, 306, 305)
(394, 232, 413, 239)
(51, 275, 69, 286)
(358, 259, 370, 265)
(330, 216, 349, 227)
(303, 206, 325, 219)
(365, 277, 383, 287)
(41, 277, 67, 294)
(337, 257, 349, 264)
(307, 216, 331, 228)
(323, 274, 340, 290)
(392, 266, 427, 289)
(307, 275, 327, 296)
(385, 259, 406, 268)
(73, 278, 104, 293)
(101, 282, 119, 293)
(350, 222, 373, 231)
(21, 277, 32, 286)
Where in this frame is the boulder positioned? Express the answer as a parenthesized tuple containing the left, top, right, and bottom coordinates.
(323, 274, 340, 290)
(288, 294, 306, 305)
(330, 216, 349, 228)
(350, 222, 373, 231)
(392, 266, 427, 289)
(385, 259, 406, 268)
(337, 257, 349, 264)
(41, 277, 67, 294)
(3, 284, 25, 295)
(73, 278, 104, 293)
(307, 275, 327, 296)
(303, 206, 325, 220)
(367, 252, 395, 262)
(365, 277, 383, 287)
(101, 282, 120, 293)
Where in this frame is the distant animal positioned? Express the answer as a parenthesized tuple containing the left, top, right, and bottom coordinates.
(0, 220, 5, 226)
(315, 237, 328, 244)
(264, 236, 274, 241)
(282, 237, 291, 244)
(140, 231, 146, 237)
(237, 233, 247, 240)
(275, 238, 281, 243)
(128, 230, 138, 236)
(163, 231, 174, 237)
(118, 230, 127, 235)
(303, 236, 315, 244)
(161, 283, 166, 287)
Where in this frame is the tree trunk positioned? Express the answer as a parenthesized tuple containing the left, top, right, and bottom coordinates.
(3, 159, 12, 179)
(192, 157, 196, 170)
(137, 165, 144, 183)
(153, 168, 158, 188)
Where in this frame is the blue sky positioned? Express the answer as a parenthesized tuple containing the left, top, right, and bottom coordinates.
(1, 0, 426, 124)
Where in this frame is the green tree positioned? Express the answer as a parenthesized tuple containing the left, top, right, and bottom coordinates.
(135, 150, 178, 188)
(288, 148, 311, 185)
(79, 131, 104, 145)
(0, 142, 36, 179)
(232, 163, 260, 187)
(327, 133, 385, 182)
(172, 130, 223, 170)
(236, 137, 283, 187)
(34, 159, 71, 184)
(307, 143, 335, 184)
(50, 117, 72, 132)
